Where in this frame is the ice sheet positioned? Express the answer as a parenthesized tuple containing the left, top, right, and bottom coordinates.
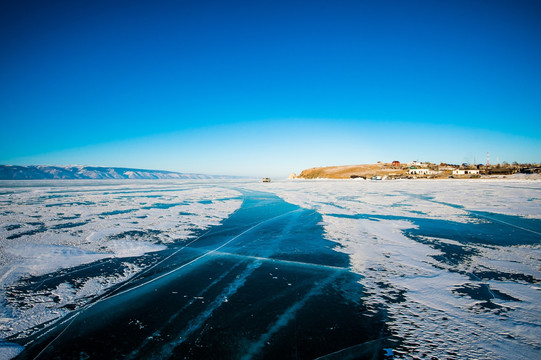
(1, 178, 540, 359)
(244, 178, 541, 360)
(0, 180, 243, 341)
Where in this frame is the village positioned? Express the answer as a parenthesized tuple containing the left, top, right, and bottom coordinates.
(385, 160, 541, 179)
(294, 161, 541, 180)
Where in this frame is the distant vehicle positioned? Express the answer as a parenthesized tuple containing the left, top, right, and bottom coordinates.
(262, 178, 271, 183)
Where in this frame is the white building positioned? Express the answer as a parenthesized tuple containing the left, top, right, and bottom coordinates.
(452, 169, 480, 175)
(409, 168, 430, 175)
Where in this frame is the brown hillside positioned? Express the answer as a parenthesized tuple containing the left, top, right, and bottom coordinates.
(297, 163, 408, 179)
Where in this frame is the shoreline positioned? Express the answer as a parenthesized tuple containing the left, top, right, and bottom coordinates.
(292, 173, 541, 181)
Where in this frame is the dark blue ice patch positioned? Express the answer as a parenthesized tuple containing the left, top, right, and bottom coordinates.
(326, 212, 541, 247)
(100, 209, 137, 216)
(45, 201, 95, 207)
(5, 224, 22, 231)
(141, 203, 187, 210)
(6, 223, 47, 239)
(471, 269, 539, 284)
(108, 229, 162, 241)
(58, 214, 81, 220)
(452, 282, 520, 302)
(51, 221, 89, 229)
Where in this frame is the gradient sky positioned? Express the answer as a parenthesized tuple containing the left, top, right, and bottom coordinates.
(1, 0, 540, 177)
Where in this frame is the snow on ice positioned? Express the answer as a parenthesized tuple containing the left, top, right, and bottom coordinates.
(245, 178, 541, 360)
(0, 180, 242, 348)
(1, 178, 540, 360)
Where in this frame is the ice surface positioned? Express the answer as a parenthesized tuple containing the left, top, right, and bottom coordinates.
(0, 180, 242, 342)
(244, 178, 541, 360)
(1, 178, 540, 359)
(0, 180, 242, 276)
(0, 339, 23, 360)
(3, 243, 109, 282)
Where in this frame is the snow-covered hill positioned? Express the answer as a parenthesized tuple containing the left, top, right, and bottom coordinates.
(0, 165, 234, 180)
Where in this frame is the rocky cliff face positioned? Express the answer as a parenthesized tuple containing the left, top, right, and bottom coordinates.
(0, 165, 231, 180)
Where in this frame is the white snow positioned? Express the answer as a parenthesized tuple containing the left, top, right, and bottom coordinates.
(3, 243, 109, 281)
(0, 180, 243, 280)
(106, 240, 167, 258)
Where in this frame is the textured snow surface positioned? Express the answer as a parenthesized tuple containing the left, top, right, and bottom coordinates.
(245, 179, 541, 360)
(1, 178, 540, 359)
(0, 180, 242, 342)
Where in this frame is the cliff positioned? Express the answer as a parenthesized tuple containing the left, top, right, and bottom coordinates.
(297, 163, 408, 179)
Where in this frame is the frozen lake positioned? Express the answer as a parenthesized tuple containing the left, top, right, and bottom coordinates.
(0, 179, 540, 359)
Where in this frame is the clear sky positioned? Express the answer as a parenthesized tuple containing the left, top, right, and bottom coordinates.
(1, 0, 540, 177)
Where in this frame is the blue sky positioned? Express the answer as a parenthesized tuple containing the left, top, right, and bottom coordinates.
(1, 0, 540, 177)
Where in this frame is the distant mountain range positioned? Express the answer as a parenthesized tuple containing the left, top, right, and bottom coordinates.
(0, 165, 237, 180)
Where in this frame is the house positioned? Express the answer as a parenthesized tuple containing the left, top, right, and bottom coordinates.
(486, 168, 514, 175)
(408, 168, 430, 175)
(439, 165, 456, 171)
(392, 161, 400, 167)
(521, 167, 541, 174)
(452, 169, 480, 175)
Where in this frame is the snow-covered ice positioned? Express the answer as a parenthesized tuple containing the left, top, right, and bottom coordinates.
(244, 178, 541, 360)
(1, 178, 540, 359)
(0, 180, 242, 348)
